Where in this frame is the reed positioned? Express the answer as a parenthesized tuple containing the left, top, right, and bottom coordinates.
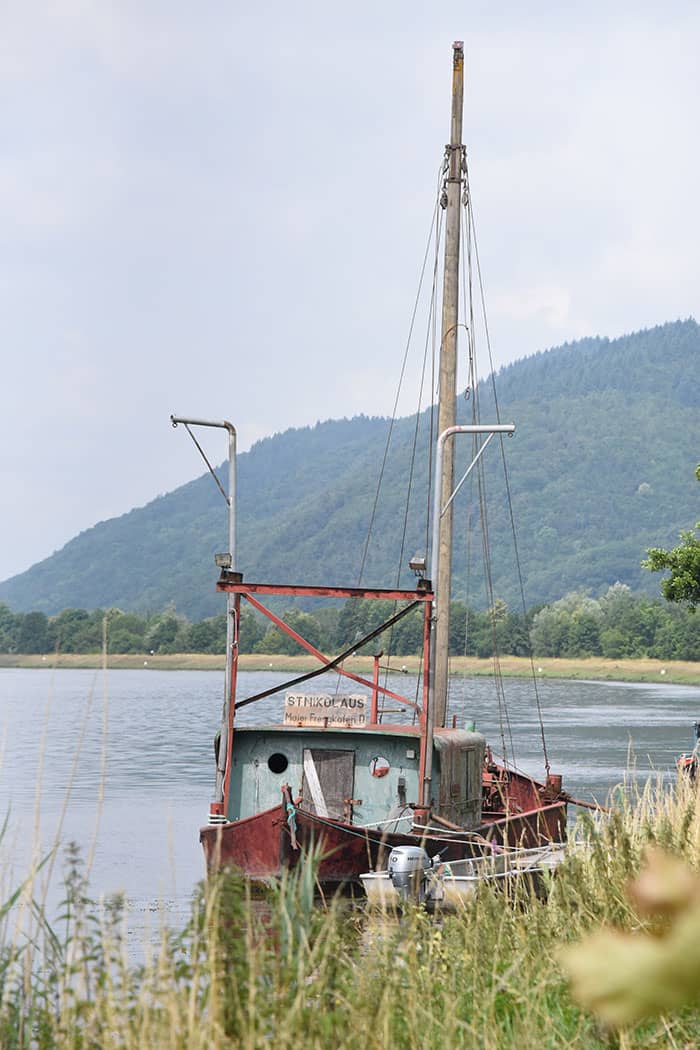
(2, 778, 700, 1048)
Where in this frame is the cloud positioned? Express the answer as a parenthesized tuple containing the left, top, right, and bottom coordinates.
(491, 285, 573, 329)
(0, 3, 699, 581)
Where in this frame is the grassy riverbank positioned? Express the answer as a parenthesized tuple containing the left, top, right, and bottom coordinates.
(2, 651, 699, 685)
(4, 778, 700, 1047)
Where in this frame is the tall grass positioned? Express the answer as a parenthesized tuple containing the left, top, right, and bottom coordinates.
(3, 776, 700, 1048)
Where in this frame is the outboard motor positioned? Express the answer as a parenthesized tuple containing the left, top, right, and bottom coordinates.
(388, 846, 432, 902)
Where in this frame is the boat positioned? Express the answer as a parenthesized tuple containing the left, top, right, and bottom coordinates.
(182, 41, 569, 893)
(360, 842, 565, 910)
(678, 721, 700, 778)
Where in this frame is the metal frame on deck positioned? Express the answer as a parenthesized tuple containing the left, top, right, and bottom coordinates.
(211, 575, 434, 822)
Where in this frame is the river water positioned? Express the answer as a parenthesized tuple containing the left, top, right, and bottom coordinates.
(1, 666, 699, 928)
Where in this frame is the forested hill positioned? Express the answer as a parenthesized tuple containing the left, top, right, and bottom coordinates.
(2, 320, 698, 619)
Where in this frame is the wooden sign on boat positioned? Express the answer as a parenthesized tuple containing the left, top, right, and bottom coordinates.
(284, 692, 368, 728)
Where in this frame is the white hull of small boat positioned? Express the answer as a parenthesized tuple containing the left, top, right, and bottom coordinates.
(360, 844, 565, 909)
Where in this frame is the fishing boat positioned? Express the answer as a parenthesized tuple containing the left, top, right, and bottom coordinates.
(183, 42, 569, 892)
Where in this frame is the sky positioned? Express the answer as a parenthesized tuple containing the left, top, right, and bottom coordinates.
(1, 1, 698, 582)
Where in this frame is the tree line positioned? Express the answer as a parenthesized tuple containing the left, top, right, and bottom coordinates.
(0, 583, 697, 660)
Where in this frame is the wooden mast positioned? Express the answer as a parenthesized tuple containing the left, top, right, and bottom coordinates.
(433, 40, 464, 728)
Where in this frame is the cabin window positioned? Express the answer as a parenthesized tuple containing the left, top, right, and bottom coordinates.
(267, 752, 289, 774)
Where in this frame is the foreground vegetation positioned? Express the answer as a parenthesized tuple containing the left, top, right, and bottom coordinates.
(5, 779, 700, 1047)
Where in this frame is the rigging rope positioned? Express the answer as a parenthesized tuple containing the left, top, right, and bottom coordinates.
(455, 176, 516, 766)
(464, 161, 551, 777)
(353, 166, 443, 718)
(346, 148, 552, 781)
(381, 198, 444, 717)
(357, 170, 443, 586)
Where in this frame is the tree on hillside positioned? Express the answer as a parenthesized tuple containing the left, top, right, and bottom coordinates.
(0, 603, 19, 652)
(186, 614, 227, 654)
(50, 608, 95, 652)
(255, 609, 322, 656)
(530, 591, 603, 658)
(643, 466, 700, 609)
(145, 608, 189, 653)
(16, 611, 49, 653)
(106, 610, 147, 653)
(238, 609, 266, 653)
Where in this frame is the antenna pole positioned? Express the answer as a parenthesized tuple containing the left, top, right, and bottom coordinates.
(425, 423, 515, 808)
(170, 414, 237, 810)
(434, 41, 464, 728)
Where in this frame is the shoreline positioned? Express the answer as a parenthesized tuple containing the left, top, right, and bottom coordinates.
(1, 652, 699, 685)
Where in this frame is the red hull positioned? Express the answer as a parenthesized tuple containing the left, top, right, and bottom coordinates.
(200, 771, 567, 889)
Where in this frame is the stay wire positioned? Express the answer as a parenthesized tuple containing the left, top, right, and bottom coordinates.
(466, 167, 551, 776)
(353, 164, 441, 715)
(382, 198, 444, 717)
(461, 195, 515, 767)
(407, 208, 444, 725)
(462, 161, 477, 638)
(183, 423, 229, 504)
(357, 171, 443, 587)
(425, 199, 442, 558)
(460, 176, 478, 661)
(478, 454, 515, 766)
(379, 199, 447, 718)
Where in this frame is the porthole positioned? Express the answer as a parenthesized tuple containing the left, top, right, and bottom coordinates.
(369, 756, 390, 778)
(268, 752, 289, 774)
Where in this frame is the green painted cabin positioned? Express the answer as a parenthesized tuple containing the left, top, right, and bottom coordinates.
(228, 724, 485, 831)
